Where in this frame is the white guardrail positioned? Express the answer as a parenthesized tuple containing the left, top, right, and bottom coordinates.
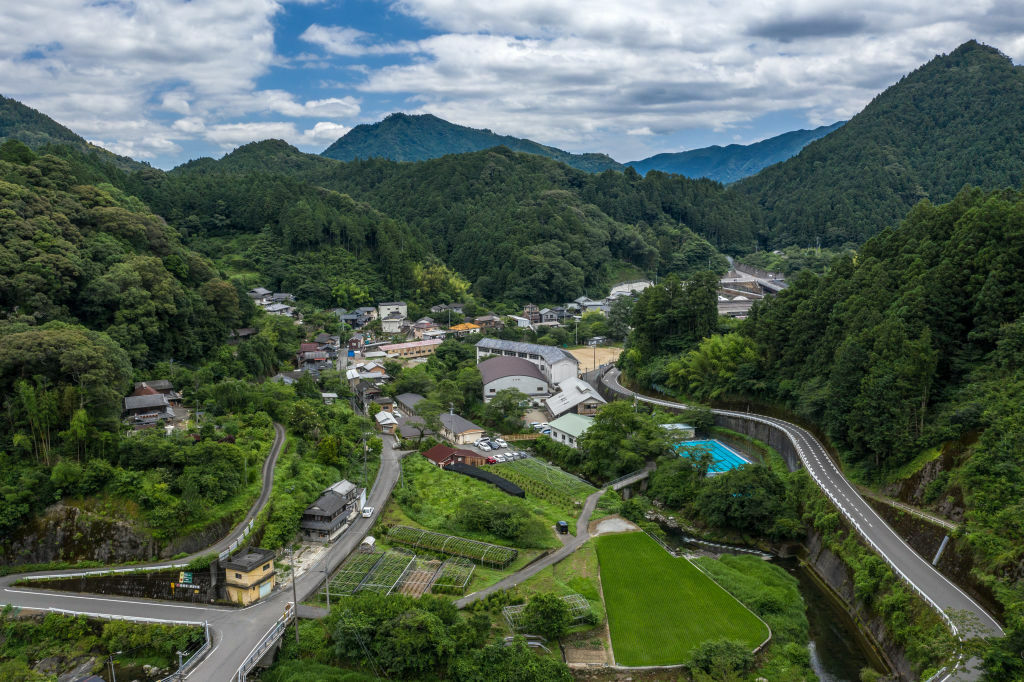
(235, 601, 295, 682)
(599, 368, 986, 681)
(220, 518, 256, 562)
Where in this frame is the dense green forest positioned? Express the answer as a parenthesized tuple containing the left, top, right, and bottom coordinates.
(126, 142, 748, 303)
(321, 112, 623, 174)
(627, 121, 844, 183)
(645, 185, 1024, 678)
(734, 41, 1024, 247)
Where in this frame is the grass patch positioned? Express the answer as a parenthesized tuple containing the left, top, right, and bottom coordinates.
(392, 455, 563, 549)
(596, 532, 769, 666)
(879, 445, 942, 485)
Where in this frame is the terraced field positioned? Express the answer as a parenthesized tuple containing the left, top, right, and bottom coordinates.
(595, 532, 769, 666)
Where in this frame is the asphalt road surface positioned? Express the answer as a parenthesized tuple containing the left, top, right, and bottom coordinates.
(0, 426, 406, 681)
(601, 367, 1002, 681)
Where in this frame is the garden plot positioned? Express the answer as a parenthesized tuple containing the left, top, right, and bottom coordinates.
(430, 557, 475, 595)
(328, 549, 416, 596)
(387, 525, 518, 568)
(502, 593, 593, 632)
(493, 456, 596, 507)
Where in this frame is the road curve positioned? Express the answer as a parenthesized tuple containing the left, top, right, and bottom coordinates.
(600, 367, 1002, 681)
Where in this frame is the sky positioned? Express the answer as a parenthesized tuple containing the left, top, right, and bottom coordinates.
(2, 1, 1022, 169)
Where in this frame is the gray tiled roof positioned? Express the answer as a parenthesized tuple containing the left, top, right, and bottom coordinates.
(440, 412, 483, 434)
(475, 338, 577, 366)
(124, 394, 170, 410)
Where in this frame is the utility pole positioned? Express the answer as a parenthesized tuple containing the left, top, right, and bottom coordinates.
(323, 565, 331, 608)
(288, 550, 299, 646)
(362, 432, 369, 491)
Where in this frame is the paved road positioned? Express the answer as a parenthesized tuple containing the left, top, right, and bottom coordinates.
(601, 367, 1002, 681)
(455, 486, 604, 608)
(0, 427, 405, 681)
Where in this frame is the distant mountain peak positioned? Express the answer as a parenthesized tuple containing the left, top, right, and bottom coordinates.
(320, 112, 623, 174)
(627, 122, 844, 183)
(734, 39, 1024, 248)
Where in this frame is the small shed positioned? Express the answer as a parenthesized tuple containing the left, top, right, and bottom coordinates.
(360, 536, 376, 553)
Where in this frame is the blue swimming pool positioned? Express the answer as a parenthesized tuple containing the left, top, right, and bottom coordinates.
(675, 439, 751, 473)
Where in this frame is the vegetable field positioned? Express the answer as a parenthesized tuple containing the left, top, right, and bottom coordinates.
(595, 532, 769, 666)
(386, 525, 518, 568)
(492, 457, 596, 508)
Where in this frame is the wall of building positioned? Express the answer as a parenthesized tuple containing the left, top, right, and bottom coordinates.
(483, 375, 549, 402)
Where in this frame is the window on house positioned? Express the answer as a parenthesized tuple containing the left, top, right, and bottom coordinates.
(537, 386, 544, 391)
(235, 572, 242, 579)
(489, 388, 496, 393)
(263, 564, 270, 571)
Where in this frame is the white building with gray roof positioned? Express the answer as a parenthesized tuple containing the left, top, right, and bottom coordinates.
(475, 338, 579, 385)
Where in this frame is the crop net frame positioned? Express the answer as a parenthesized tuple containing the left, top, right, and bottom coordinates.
(496, 456, 596, 499)
(430, 557, 475, 595)
(502, 593, 592, 632)
(387, 525, 518, 568)
(328, 548, 417, 595)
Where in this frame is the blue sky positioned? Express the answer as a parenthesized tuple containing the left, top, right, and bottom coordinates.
(1, 0, 1022, 169)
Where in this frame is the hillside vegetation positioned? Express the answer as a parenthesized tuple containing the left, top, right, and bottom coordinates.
(734, 41, 1024, 247)
(658, 185, 1024, 677)
(128, 143, 751, 303)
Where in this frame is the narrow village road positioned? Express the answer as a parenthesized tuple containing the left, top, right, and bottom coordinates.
(600, 367, 1002, 681)
(0, 426, 405, 681)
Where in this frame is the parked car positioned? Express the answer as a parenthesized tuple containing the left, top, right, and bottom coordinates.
(393, 410, 403, 418)
(361, 506, 374, 517)
(478, 441, 492, 451)
(485, 457, 497, 464)
(492, 438, 509, 448)
(474, 437, 489, 446)
(540, 429, 551, 435)
(556, 520, 569, 534)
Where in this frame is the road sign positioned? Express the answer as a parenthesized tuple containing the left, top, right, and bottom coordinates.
(179, 571, 194, 584)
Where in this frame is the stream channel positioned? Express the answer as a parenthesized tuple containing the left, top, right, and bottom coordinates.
(662, 533, 883, 681)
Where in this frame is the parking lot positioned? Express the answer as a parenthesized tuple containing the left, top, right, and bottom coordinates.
(461, 436, 534, 463)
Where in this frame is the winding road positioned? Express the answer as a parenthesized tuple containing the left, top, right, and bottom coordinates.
(0, 424, 405, 681)
(600, 367, 1002, 681)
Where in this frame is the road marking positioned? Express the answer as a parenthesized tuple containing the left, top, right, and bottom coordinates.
(1, 588, 229, 612)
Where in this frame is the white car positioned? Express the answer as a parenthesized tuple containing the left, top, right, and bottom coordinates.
(492, 438, 509, 448)
(477, 441, 492, 451)
(361, 506, 374, 517)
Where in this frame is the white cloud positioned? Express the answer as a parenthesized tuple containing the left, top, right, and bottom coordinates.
(301, 121, 350, 144)
(172, 117, 207, 134)
(346, 1, 1023, 159)
(205, 122, 300, 148)
(300, 24, 419, 56)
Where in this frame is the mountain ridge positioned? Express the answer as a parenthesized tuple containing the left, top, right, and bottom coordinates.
(628, 122, 844, 183)
(0, 94, 149, 172)
(321, 112, 625, 174)
(732, 40, 1024, 247)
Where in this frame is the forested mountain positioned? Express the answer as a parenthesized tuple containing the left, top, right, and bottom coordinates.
(126, 140, 427, 307)
(0, 94, 147, 172)
(130, 142, 758, 304)
(321, 112, 624, 173)
(661, 185, 1024, 674)
(627, 121, 844, 183)
(733, 41, 1024, 247)
(0, 139, 244, 368)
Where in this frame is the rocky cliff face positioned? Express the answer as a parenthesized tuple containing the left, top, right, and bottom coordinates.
(1, 503, 158, 565)
(0, 503, 237, 566)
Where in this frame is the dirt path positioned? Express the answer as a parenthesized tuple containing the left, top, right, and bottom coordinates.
(568, 346, 622, 373)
